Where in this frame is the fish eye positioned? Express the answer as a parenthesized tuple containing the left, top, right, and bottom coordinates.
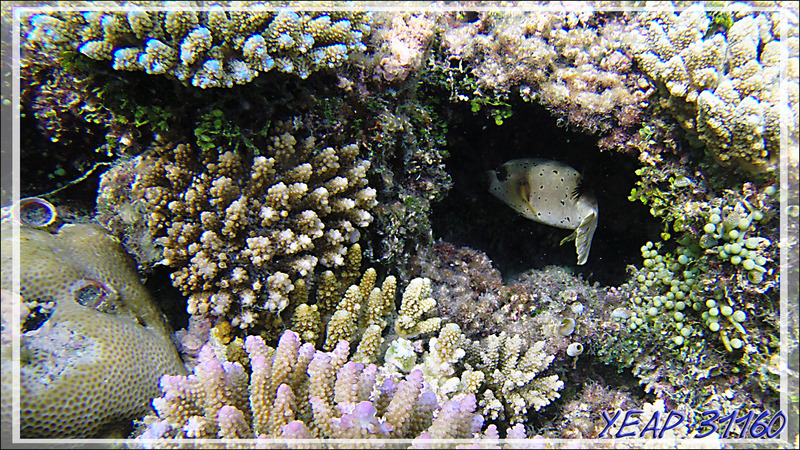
(497, 165, 509, 182)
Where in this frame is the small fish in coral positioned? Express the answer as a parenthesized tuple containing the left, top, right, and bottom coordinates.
(488, 158, 598, 265)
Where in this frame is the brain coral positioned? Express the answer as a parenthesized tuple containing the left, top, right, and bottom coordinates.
(0, 221, 186, 438)
(24, 7, 372, 86)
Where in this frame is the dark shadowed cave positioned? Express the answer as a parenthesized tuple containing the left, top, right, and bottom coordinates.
(431, 99, 663, 287)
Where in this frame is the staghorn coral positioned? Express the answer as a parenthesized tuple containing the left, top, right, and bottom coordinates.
(135, 329, 491, 441)
(630, 2, 798, 173)
(98, 118, 378, 330)
(320, 267, 395, 353)
(9, 4, 794, 444)
(0, 220, 185, 438)
(412, 323, 485, 407)
(283, 263, 396, 362)
(383, 320, 564, 431)
(24, 7, 372, 87)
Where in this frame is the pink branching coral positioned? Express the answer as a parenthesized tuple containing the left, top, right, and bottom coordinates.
(135, 330, 495, 441)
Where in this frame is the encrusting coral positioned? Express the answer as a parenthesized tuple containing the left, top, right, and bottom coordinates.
(24, 8, 372, 87)
(98, 118, 378, 330)
(441, 9, 652, 134)
(8, 2, 792, 444)
(0, 220, 185, 438)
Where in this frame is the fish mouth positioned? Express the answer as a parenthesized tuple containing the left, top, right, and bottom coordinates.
(485, 170, 497, 188)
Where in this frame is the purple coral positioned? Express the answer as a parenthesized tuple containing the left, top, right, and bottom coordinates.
(138, 330, 492, 441)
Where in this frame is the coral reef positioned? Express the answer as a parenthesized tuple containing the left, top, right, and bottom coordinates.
(440, 9, 652, 134)
(97, 118, 378, 331)
(418, 241, 504, 339)
(465, 331, 564, 425)
(394, 277, 442, 338)
(360, 97, 453, 273)
(6, 2, 795, 445)
(618, 164, 780, 361)
(0, 220, 185, 438)
(371, 12, 438, 83)
(24, 9, 372, 87)
(548, 382, 639, 439)
(630, 2, 797, 173)
(135, 329, 500, 441)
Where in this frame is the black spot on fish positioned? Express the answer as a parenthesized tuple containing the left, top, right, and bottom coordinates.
(553, 170, 559, 174)
(560, 200, 565, 206)
(540, 185, 544, 189)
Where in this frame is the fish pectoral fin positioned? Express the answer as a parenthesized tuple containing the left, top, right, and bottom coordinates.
(560, 231, 577, 246)
(574, 211, 598, 265)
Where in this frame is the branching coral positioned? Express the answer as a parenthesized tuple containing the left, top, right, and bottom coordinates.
(465, 331, 564, 425)
(97, 118, 378, 330)
(24, 8, 372, 86)
(394, 277, 442, 338)
(136, 329, 491, 441)
(386, 320, 564, 430)
(630, 2, 797, 173)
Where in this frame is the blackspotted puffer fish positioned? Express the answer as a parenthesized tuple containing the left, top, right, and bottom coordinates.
(488, 158, 598, 265)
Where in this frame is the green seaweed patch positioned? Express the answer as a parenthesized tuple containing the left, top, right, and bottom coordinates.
(194, 108, 269, 155)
